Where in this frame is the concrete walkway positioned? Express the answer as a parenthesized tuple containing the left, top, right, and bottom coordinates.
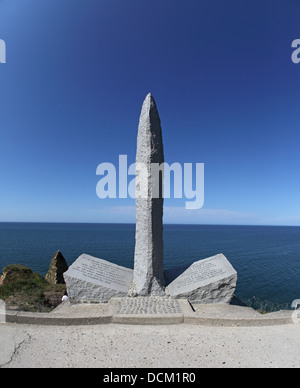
(1, 299, 300, 368)
(4, 298, 296, 326)
(1, 322, 300, 368)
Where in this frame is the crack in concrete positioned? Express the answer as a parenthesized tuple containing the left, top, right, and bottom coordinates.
(0, 330, 30, 368)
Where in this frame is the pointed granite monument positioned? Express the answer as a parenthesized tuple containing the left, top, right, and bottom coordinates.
(63, 93, 166, 302)
(132, 93, 165, 296)
(63, 93, 237, 304)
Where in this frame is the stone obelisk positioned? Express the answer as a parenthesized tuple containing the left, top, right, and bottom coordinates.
(132, 93, 165, 296)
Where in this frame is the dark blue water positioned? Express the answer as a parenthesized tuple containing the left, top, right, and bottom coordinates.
(1, 222, 300, 308)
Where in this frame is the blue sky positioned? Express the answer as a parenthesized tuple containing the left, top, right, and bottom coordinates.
(0, 0, 300, 225)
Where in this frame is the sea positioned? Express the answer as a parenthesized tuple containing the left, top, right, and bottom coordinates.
(1, 222, 300, 311)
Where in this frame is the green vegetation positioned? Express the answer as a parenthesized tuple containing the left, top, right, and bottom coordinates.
(0, 264, 66, 312)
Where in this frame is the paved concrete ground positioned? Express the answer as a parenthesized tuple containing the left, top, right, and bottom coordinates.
(1, 322, 300, 368)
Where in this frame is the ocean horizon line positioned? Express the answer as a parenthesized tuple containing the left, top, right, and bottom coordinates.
(0, 221, 299, 228)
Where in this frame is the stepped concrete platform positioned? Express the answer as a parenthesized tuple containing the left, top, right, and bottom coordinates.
(4, 297, 294, 327)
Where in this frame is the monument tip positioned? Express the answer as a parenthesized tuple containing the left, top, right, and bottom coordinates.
(144, 93, 154, 103)
(143, 93, 157, 111)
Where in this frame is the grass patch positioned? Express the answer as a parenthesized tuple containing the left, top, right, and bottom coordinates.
(0, 264, 66, 312)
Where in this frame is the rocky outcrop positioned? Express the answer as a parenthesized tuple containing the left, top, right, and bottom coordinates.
(0, 264, 33, 285)
(0, 264, 66, 312)
(0, 271, 6, 285)
(45, 251, 68, 285)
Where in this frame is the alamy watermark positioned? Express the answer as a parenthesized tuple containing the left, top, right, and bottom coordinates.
(0, 39, 6, 63)
(291, 39, 300, 64)
(96, 155, 204, 210)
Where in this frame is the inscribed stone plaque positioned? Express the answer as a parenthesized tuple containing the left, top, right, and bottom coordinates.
(165, 254, 237, 304)
(64, 254, 133, 302)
